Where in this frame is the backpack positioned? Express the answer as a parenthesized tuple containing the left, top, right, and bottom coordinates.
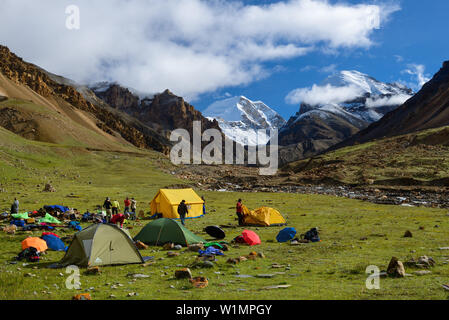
(302, 228, 320, 242)
(16, 247, 40, 262)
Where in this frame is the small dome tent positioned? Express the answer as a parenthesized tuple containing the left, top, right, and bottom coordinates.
(59, 224, 144, 267)
(150, 188, 204, 219)
(134, 218, 205, 246)
(242, 206, 286, 227)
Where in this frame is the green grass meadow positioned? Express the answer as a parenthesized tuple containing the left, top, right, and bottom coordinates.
(1, 128, 449, 300)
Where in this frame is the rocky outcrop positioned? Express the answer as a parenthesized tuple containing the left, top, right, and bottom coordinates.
(0, 45, 170, 154)
(92, 84, 223, 149)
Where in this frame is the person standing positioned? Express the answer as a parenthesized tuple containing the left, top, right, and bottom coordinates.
(103, 197, 113, 222)
(112, 200, 120, 215)
(236, 199, 244, 226)
(11, 198, 19, 214)
(130, 198, 137, 220)
(201, 196, 206, 215)
(177, 200, 188, 226)
(124, 197, 131, 214)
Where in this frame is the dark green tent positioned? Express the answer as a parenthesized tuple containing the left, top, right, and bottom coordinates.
(134, 218, 205, 246)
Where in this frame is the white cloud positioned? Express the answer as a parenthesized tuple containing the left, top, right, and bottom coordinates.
(320, 64, 338, 73)
(366, 93, 412, 108)
(402, 64, 431, 90)
(394, 55, 404, 63)
(0, 0, 399, 100)
(286, 84, 364, 105)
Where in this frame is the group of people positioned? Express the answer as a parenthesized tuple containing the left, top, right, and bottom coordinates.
(9, 195, 245, 228)
(102, 197, 137, 228)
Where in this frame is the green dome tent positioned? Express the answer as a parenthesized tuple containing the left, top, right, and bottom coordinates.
(134, 218, 205, 246)
(59, 224, 144, 267)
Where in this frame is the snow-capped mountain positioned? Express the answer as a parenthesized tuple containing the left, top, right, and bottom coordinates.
(278, 71, 414, 164)
(286, 70, 414, 127)
(203, 96, 286, 146)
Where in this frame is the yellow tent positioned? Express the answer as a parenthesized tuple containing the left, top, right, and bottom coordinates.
(242, 205, 286, 227)
(150, 189, 204, 219)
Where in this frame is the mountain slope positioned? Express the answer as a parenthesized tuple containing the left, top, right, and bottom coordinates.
(203, 96, 286, 146)
(278, 70, 413, 163)
(0, 45, 170, 153)
(335, 61, 449, 148)
(282, 124, 449, 187)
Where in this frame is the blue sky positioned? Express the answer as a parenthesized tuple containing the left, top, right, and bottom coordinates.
(1, 0, 448, 121)
(195, 0, 449, 119)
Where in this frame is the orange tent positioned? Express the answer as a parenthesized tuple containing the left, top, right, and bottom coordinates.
(21, 237, 48, 252)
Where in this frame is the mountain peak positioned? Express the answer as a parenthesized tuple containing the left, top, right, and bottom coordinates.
(204, 95, 285, 146)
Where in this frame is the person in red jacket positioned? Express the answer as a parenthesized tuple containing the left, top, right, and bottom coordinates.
(124, 197, 131, 214)
(111, 213, 125, 228)
(236, 199, 244, 226)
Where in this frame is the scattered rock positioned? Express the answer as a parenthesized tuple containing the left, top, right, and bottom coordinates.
(188, 244, 204, 252)
(175, 268, 192, 279)
(387, 257, 406, 278)
(127, 273, 150, 279)
(163, 243, 174, 250)
(256, 274, 276, 279)
(167, 251, 180, 257)
(43, 183, 56, 193)
(85, 267, 101, 275)
(174, 245, 183, 251)
(403, 230, 413, 238)
(199, 261, 214, 269)
(135, 241, 148, 250)
(414, 270, 432, 276)
(190, 277, 208, 288)
(227, 258, 239, 264)
(238, 256, 248, 262)
(262, 285, 291, 290)
(72, 293, 91, 300)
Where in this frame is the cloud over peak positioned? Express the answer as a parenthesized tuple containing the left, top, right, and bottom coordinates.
(0, 0, 399, 100)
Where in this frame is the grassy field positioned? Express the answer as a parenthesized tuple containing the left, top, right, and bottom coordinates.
(1, 127, 449, 300)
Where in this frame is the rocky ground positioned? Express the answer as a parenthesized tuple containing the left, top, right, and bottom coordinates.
(173, 164, 449, 209)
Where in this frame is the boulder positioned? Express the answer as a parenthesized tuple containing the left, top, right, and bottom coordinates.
(163, 243, 174, 250)
(190, 276, 208, 288)
(227, 258, 239, 264)
(167, 251, 180, 257)
(188, 244, 204, 252)
(387, 257, 406, 278)
(43, 183, 56, 193)
(85, 267, 101, 275)
(135, 241, 148, 250)
(175, 268, 192, 279)
(72, 293, 91, 300)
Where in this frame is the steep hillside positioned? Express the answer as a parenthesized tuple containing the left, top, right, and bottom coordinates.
(283, 125, 449, 187)
(0, 45, 170, 154)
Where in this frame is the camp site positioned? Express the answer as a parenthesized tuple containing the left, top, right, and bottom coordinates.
(1, 148, 449, 302)
(2, 0, 449, 307)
